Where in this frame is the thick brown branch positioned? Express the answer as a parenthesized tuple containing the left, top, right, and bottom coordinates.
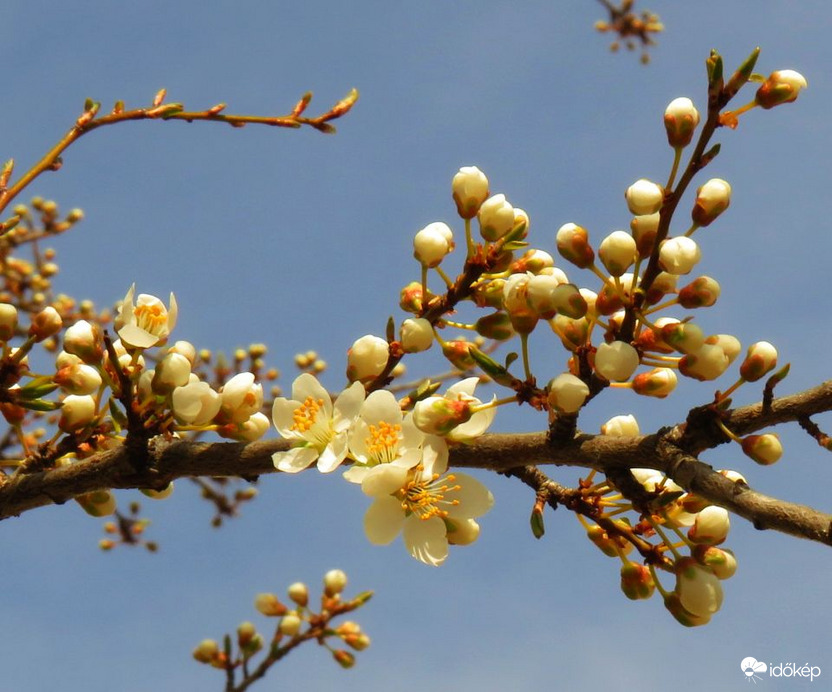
(2, 381, 832, 548)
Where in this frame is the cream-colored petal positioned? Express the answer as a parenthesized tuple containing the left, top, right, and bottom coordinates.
(364, 496, 404, 545)
(317, 433, 349, 473)
(332, 380, 365, 430)
(273, 446, 319, 473)
(342, 465, 369, 484)
(447, 473, 495, 519)
(361, 465, 408, 497)
(117, 323, 159, 350)
(272, 398, 303, 437)
(403, 515, 448, 566)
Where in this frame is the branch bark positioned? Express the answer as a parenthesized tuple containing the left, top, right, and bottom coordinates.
(2, 380, 831, 547)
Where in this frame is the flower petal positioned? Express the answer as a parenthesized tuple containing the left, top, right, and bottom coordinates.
(332, 381, 366, 430)
(272, 398, 302, 437)
(448, 472, 494, 518)
(403, 515, 448, 566)
(273, 446, 319, 473)
(317, 432, 349, 473)
(361, 464, 408, 497)
(364, 496, 404, 545)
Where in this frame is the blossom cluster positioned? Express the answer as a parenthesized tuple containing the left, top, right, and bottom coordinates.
(0, 278, 271, 520)
(272, 58, 807, 622)
(193, 569, 372, 676)
(272, 374, 495, 566)
(584, 414, 739, 626)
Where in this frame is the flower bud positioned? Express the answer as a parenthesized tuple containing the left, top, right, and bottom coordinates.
(511, 248, 554, 274)
(586, 524, 632, 558)
(332, 649, 356, 669)
(217, 372, 263, 424)
(664, 97, 700, 148)
(692, 545, 737, 580)
(659, 236, 701, 275)
(594, 341, 640, 382)
(705, 334, 741, 364)
(152, 352, 192, 395)
(346, 335, 389, 383)
(598, 231, 637, 277)
(278, 613, 302, 637)
(254, 593, 288, 617)
(601, 414, 639, 436)
(452, 166, 489, 218)
(660, 321, 704, 355)
(441, 340, 476, 370)
(474, 312, 514, 341)
(630, 213, 660, 258)
(446, 517, 481, 545)
(413, 222, 454, 267)
(412, 395, 473, 436)
(674, 556, 723, 618)
(741, 433, 782, 465)
(739, 341, 777, 382)
(755, 69, 807, 109)
(171, 378, 222, 426)
(221, 411, 270, 441)
(75, 489, 116, 517)
(478, 194, 515, 242)
(555, 223, 595, 269)
(679, 344, 730, 381)
(168, 340, 197, 366)
(237, 621, 257, 647)
(663, 591, 711, 627)
(620, 561, 656, 600)
(63, 319, 104, 364)
(547, 373, 589, 413)
(399, 281, 425, 314)
(631, 367, 677, 398)
(625, 179, 664, 216)
(287, 582, 309, 607)
(691, 178, 731, 227)
(59, 394, 97, 432)
(688, 505, 730, 545)
(29, 306, 62, 341)
(400, 318, 433, 353)
(678, 276, 720, 309)
(324, 569, 348, 597)
(54, 362, 102, 395)
(550, 314, 589, 351)
(192, 639, 220, 664)
(0, 303, 18, 341)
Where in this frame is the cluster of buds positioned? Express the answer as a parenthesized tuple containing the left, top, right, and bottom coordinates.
(594, 0, 664, 64)
(581, 415, 739, 626)
(193, 570, 372, 676)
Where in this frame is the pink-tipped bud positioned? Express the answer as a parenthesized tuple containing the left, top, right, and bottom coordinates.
(452, 166, 489, 219)
(412, 395, 473, 436)
(739, 341, 777, 382)
(556, 223, 595, 269)
(691, 178, 731, 227)
(631, 367, 677, 398)
(664, 97, 700, 148)
(620, 561, 656, 600)
(741, 433, 782, 465)
(678, 276, 720, 309)
(29, 306, 62, 341)
(755, 69, 807, 109)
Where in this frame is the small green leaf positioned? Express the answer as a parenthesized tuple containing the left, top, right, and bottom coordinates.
(530, 507, 545, 539)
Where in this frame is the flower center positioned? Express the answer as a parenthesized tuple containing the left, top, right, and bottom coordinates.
(291, 396, 324, 433)
(135, 303, 167, 334)
(400, 470, 461, 520)
(365, 421, 402, 464)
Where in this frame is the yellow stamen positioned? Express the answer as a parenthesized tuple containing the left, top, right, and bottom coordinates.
(291, 396, 324, 432)
(399, 470, 461, 520)
(134, 303, 167, 333)
(365, 421, 402, 463)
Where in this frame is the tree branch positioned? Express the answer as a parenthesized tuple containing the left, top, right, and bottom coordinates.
(2, 380, 832, 548)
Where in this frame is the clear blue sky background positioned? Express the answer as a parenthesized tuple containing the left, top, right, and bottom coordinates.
(1, 2, 831, 691)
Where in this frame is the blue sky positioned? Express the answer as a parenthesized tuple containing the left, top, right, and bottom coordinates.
(2, 2, 832, 691)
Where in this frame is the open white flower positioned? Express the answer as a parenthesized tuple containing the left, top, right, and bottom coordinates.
(362, 464, 493, 566)
(115, 284, 178, 350)
(272, 373, 364, 473)
(344, 391, 449, 484)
